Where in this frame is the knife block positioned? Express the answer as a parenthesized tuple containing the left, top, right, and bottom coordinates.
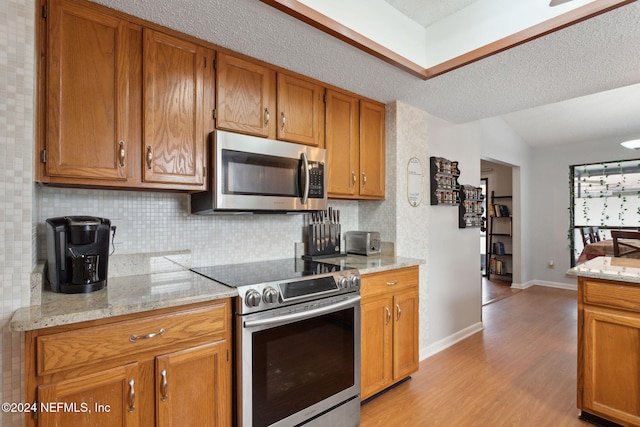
(304, 224, 344, 259)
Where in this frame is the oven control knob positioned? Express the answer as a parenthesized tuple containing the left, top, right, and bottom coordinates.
(263, 287, 279, 304)
(349, 274, 360, 288)
(245, 289, 262, 308)
(338, 275, 349, 289)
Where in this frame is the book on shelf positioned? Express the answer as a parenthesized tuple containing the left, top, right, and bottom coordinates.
(490, 257, 510, 276)
(492, 242, 505, 255)
(491, 204, 510, 217)
(490, 257, 505, 276)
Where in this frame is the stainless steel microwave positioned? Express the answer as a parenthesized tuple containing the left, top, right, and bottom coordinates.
(190, 130, 328, 214)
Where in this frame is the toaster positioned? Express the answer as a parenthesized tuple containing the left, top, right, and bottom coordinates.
(346, 231, 381, 256)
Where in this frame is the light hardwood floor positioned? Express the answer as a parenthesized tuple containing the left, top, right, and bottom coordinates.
(360, 286, 591, 426)
(482, 277, 521, 306)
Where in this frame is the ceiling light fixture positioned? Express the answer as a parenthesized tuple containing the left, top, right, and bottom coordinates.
(549, 0, 571, 7)
(549, 0, 574, 6)
(620, 139, 640, 150)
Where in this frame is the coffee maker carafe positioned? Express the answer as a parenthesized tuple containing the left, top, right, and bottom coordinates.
(45, 216, 112, 293)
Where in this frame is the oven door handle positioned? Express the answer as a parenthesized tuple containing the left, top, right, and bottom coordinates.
(243, 295, 360, 328)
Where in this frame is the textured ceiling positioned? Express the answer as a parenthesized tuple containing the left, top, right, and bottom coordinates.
(92, 0, 640, 147)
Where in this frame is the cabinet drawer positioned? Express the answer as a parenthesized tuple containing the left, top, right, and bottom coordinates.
(582, 279, 640, 312)
(37, 302, 228, 376)
(361, 266, 418, 299)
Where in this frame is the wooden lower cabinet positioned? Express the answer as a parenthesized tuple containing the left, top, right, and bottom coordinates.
(156, 341, 229, 427)
(38, 363, 141, 426)
(25, 300, 232, 427)
(578, 277, 640, 426)
(360, 266, 419, 401)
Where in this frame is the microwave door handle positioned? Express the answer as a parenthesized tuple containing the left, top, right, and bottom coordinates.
(300, 152, 310, 205)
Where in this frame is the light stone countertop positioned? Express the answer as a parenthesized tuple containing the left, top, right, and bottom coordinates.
(322, 254, 424, 275)
(567, 256, 640, 284)
(11, 251, 237, 332)
(11, 251, 424, 332)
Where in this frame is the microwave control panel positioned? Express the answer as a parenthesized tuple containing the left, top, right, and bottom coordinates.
(308, 162, 325, 198)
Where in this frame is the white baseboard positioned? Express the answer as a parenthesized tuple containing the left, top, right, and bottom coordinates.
(511, 280, 576, 291)
(529, 280, 577, 291)
(510, 280, 534, 290)
(419, 322, 483, 361)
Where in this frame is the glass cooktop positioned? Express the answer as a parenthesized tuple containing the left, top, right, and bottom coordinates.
(191, 258, 350, 288)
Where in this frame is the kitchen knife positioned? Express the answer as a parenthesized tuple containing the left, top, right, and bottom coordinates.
(336, 210, 341, 251)
(315, 211, 320, 252)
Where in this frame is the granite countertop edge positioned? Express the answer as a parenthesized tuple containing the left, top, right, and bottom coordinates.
(10, 272, 238, 332)
(11, 252, 424, 332)
(567, 256, 640, 284)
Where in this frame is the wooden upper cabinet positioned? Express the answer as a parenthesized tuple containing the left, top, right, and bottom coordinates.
(276, 73, 325, 147)
(45, 0, 133, 181)
(143, 30, 211, 188)
(326, 93, 385, 200)
(326, 89, 359, 198)
(359, 100, 386, 199)
(216, 52, 276, 139)
(41, 0, 210, 190)
(215, 53, 324, 146)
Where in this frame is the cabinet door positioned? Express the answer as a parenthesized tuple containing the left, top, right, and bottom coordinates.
(46, 0, 131, 181)
(143, 30, 210, 188)
(393, 290, 419, 380)
(326, 89, 359, 198)
(216, 52, 276, 138)
(156, 340, 232, 427)
(38, 363, 140, 427)
(276, 73, 325, 147)
(582, 307, 640, 425)
(360, 296, 393, 400)
(359, 100, 385, 199)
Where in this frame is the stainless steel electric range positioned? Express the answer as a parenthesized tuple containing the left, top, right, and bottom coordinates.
(191, 258, 361, 427)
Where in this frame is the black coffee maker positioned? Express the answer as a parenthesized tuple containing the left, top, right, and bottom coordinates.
(45, 216, 112, 293)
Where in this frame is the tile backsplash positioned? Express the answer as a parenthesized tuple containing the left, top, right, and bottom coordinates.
(2, 0, 35, 425)
(36, 186, 360, 267)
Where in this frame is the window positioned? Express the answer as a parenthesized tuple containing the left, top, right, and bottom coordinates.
(570, 159, 640, 265)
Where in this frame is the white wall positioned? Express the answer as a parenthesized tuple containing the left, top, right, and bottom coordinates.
(531, 134, 640, 285)
(423, 110, 484, 355)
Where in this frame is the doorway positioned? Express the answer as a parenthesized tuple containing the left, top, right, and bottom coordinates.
(480, 178, 488, 276)
(481, 160, 519, 305)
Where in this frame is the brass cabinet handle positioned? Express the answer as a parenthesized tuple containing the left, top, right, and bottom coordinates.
(351, 171, 356, 187)
(280, 112, 286, 131)
(118, 141, 125, 168)
(396, 303, 402, 321)
(264, 108, 270, 128)
(146, 145, 153, 170)
(385, 306, 391, 326)
(362, 171, 367, 186)
(386, 280, 398, 286)
(160, 369, 168, 401)
(129, 328, 165, 342)
(127, 379, 135, 412)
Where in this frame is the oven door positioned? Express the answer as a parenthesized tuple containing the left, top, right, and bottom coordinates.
(237, 294, 361, 427)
